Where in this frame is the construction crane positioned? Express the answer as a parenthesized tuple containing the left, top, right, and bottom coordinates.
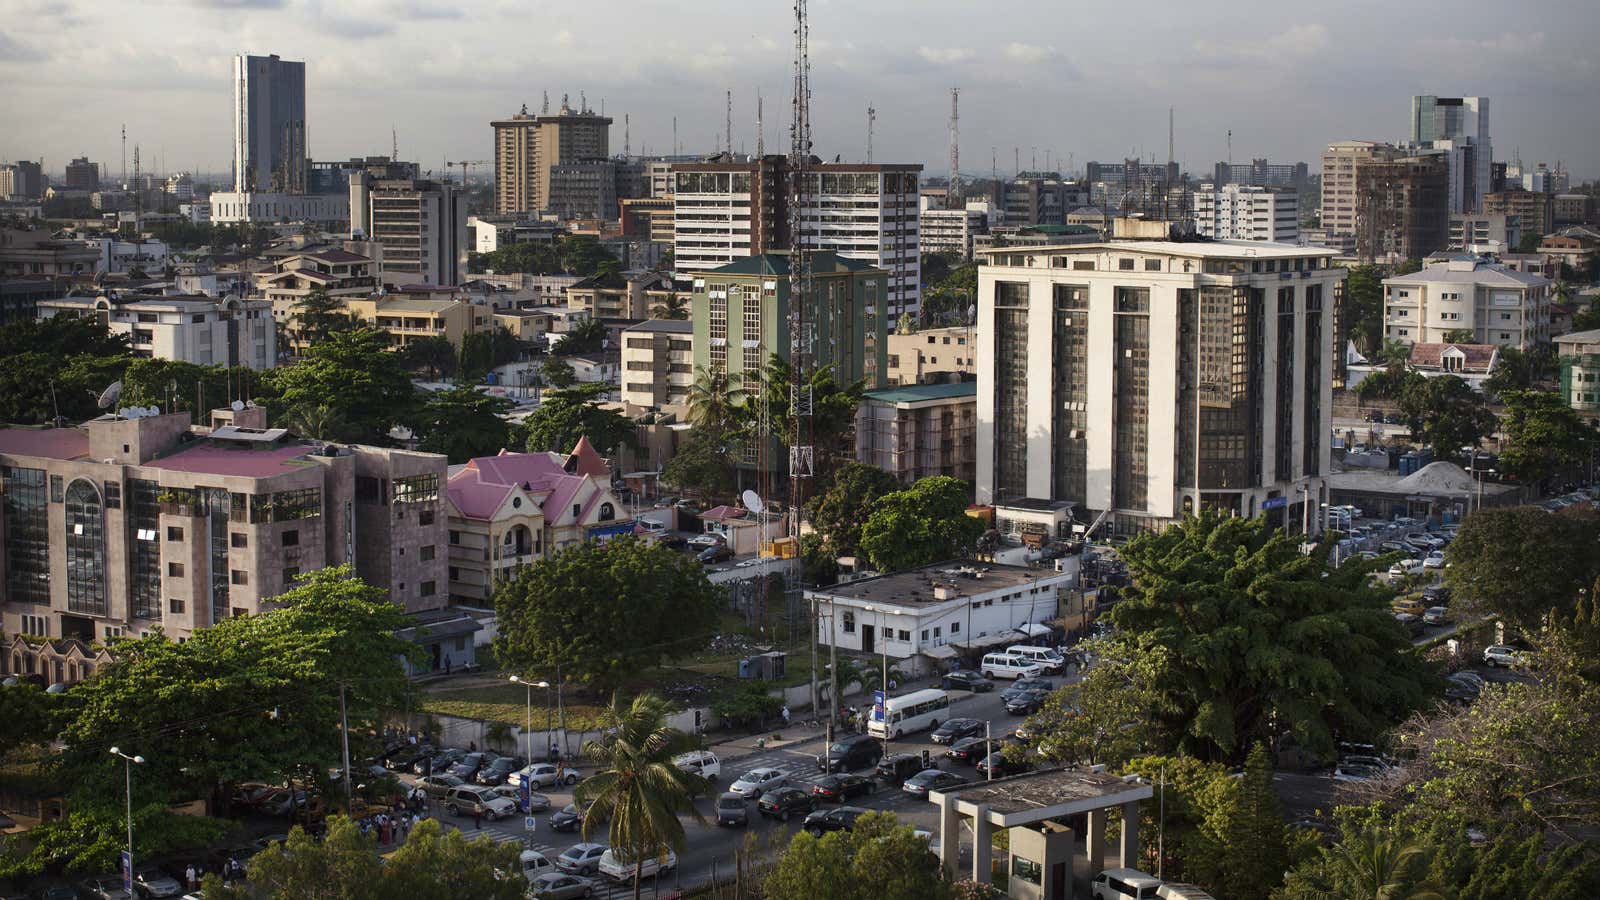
(446, 160, 487, 187)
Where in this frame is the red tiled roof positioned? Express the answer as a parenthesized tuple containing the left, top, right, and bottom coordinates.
(0, 427, 89, 461)
(565, 435, 610, 478)
(1408, 342, 1496, 372)
(700, 505, 749, 521)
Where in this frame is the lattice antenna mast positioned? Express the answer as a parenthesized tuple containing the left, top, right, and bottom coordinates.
(624, 114, 630, 158)
(948, 87, 961, 205)
(866, 104, 875, 163)
(787, 0, 814, 540)
(756, 94, 764, 159)
(726, 90, 733, 155)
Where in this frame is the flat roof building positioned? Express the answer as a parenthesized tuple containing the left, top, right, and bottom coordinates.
(1382, 258, 1550, 351)
(38, 293, 276, 370)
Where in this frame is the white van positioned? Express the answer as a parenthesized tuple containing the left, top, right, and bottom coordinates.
(1092, 868, 1163, 900)
(981, 652, 1044, 680)
(520, 849, 554, 883)
(1006, 645, 1066, 673)
(673, 750, 722, 782)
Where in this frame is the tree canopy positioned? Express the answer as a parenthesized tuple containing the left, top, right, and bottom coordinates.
(764, 810, 950, 900)
(468, 234, 619, 277)
(1482, 346, 1550, 397)
(0, 316, 132, 424)
(1396, 374, 1496, 460)
(1105, 512, 1433, 762)
(264, 329, 418, 444)
(808, 462, 903, 560)
(1443, 506, 1600, 633)
(1341, 264, 1387, 356)
(395, 334, 458, 381)
(288, 287, 361, 347)
(858, 476, 982, 572)
(517, 383, 636, 456)
(661, 423, 739, 501)
(1495, 390, 1594, 487)
(552, 317, 607, 356)
(415, 385, 515, 463)
(458, 327, 526, 381)
(493, 537, 723, 691)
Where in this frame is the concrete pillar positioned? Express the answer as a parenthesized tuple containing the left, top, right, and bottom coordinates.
(1086, 808, 1106, 876)
(938, 793, 960, 880)
(1119, 800, 1140, 868)
(972, 804, 993, 884)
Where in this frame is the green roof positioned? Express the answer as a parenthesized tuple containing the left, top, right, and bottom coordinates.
(709, 251, 882, 277)
(862, 381, 977, 404)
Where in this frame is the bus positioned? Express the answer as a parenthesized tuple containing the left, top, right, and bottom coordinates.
(868, 688, 951, 740)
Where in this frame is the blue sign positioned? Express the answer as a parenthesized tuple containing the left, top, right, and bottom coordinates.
(871, 690, 886, 722)
(1262, 496, 1288, 511)
(587, 521, 636, 540)
(518, 782, 531, 813)
(121, 851, 133, 893)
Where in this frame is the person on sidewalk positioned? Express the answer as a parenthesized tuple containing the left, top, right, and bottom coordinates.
(472, 807, 483, 830)
(781, 705, 791, 728)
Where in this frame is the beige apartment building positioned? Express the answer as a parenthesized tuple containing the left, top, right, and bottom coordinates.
(0, 406, 447, 672)
(885, 325, 977, 386)
(38, 293, 277, 370)
(261, 248, 381, 350)
(491, 100, 611, 215)
(1320, 140, 1396, 239)
(344, 290, 487, 351)
(620, 319, 693, 412)
(1383, 258, 1551, 350)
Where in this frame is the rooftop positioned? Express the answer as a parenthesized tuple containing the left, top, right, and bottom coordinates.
(144, 440, 318, 478)
(981, 239, 1338, 260)
(0, 426, 89, 461)
(930, 767, 1152, 825)
(624, 319, 693, 334)
(862, 381, 977, 404)
(1408, 342, 1497, 371)
(709, 251, 882, 277)
(1385, 262, 1548, 287)
(809, 561, 1067, 609)
(1555, 328, 1600, 345)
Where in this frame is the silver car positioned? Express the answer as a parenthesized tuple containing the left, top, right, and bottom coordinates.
(728, 767, 788, 799)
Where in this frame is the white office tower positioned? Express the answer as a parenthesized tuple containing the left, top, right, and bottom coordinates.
(1409, 96, 1491, 214)
(1193, 184, 1299, 242)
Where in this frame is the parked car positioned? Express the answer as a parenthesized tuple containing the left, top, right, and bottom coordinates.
(811, 773, 874, 803)
(519, 849, 556, 883)
(415, 774, 464, 798)
(1092, 867, 1164, 900)
(1483, 645, 1525, 668)
(509, 762, 580, 789)
(1393, 613, 1425, 638)
(597, 849, 676, 883)
(757, 787, 816, 821)
(528, 872, 596, 900)
(1005, 689, 1051, 715)
(474, 755, 526, 786)
(549, 804, 585, 833)
(930, 718, 985, 745)
(1443, 674, 1482, 702)
(491, 786, 551, 811)
(902, 768, 968, 796)
(447, 751, 498, 780)
(976, 751, 1026, 778)
(78, 876, 135, 900)
(413, 747, 464, 775)
(555, 843, 608, 876)
(672, 750, 722, 782)
(715, 792, 749, 827)
(817, 734, 883, 772)
(803, 805, 869, 836)
(1423, 606, 1452, 626)
(729, 767, 788, 799)
(686, 534, 726, 550)
(697, 544, 734, 564)
(945, 736, 991, 765)
(442, 785, 517, 820)
(1388, 560, 1424, 579)
(940, 670, 995, 692)
(875, 753, 924, 786)
(132, 865, 184, 898)
(1333, 756, 1391, 782)
(1391, 596, 1426, 616)
(1422, 584, 1452, 605)
(1001, 677, 1055, 702)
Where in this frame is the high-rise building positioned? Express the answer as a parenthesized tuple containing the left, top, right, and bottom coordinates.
(1354, 153, 1450, 263)
(546, 160, 618, 220)
(0, 161, 45, 201)
(976, 240, 1344, 538)
(350, 174, 467, 287)
(232, 54, 307, 194)
(491, 99, 611, 215)
(1482, 190, 1554, 236)
(1211, 159, 1311, 190)
(672, 158, 923, 317)
(1409, 95, 1491, 213)
(64, 157, 99, 191)
(1001, 173, 1087, 227)
(1193, 184, 1299, 242)
(1321, 141, 1397, 240)
(1383, 259, 1550, 351)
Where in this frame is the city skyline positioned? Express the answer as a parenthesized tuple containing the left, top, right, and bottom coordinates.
(1, 0, 1597, 180)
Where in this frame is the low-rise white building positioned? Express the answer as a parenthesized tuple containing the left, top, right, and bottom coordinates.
(1383, 258, 1550, 351)
(208, 191, 350, 226)
(807, 561, 1078, 676)
(38, 293, 276, 369)
(921, 204, 988, 259)
(1193, 184, 1298, 242)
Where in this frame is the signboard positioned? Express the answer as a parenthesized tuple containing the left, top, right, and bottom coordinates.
(518, 782, 531, 814)
(1262, 496, 1288, 511)
(871, 689, 885, 722)
(524, 816, 537, 833)
(121, 851, 133, 893)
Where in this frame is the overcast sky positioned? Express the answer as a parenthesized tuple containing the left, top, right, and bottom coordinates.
(2, 0, 1596, 183)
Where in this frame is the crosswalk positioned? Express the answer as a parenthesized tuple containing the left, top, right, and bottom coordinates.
(718, 747, 930, 812)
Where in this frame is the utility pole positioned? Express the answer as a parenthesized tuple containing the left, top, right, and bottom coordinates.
(338, 682, 353, 807)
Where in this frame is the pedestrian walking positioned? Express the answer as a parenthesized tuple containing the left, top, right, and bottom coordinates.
(781, 705, 791, 727)
(472, 807, 483, 830)
(185, 864, 198, 891)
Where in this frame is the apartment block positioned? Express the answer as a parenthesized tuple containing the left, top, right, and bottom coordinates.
(1354, 153, 1450, 263)
(854, 381, 977, 484)
(921, 206, 988, 259)
(1555, 328, 1600, 427)
(38, 294, 276, 370)
(1447, 213, 1521, 252)
(0, 408, 446, 650)
(1001, 173, 1088, 227)
(1383, 259, 1551, 351)
(1482, 190, 1553, 236)
(0, 161, 45, 201)
(618, 197, 674, 243)
(491, 100, 611, 215)
(976, 240, 1344, 537)
(546, 160, 618, 220)
(1551, 194, 1594, 226)
(1193, 184, 1299, 242)
(64, 157, 99, 192)
(885, 325, 976, 386)
(350, 174, 467, 287)
(1320, 141, 1397, 239)
(620, 319, 693, 412)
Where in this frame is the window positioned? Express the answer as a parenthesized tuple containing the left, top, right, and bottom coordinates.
(449, 530, 461, 544)
(421, 545, 435, 561)
(168, 597, 185, 614)
(1144, 258, 1161, 271)
(64, 479, 107, 615)
(282, 529, 299, 547)
(572, 504, 581, 518)
(421, 580, 436, 597)
(419, 509, 435, 526)
(1012, 857, 1042, 886)
(950, 621, 960, 634)
(231, 532, 248, 548)
(167, 526, 184, 541)
(898, 629, 910, 641)
(168, 562, 185, 577)
(1118, 258, 1135, 270)
(921, 629, 930, 641)
(933, 626, 942, 638)
(841, 611, 855, 633)
(231, 570, 248, 585)
(598, 502, 615, 521)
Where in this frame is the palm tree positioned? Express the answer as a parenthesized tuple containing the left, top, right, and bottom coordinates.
(574, 692, 708, 900)
(282, 403, 346, 441)
(1291, 823, 1447, 900)
(685, 366, 744, 429)
(649, 293, 689, 320)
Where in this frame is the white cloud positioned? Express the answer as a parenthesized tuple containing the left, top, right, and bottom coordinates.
(1193, 23, 1329, 66)
(918, 46, 974, 65)
(1003, 43, 1055, 65)
(0, 32, 47, 62)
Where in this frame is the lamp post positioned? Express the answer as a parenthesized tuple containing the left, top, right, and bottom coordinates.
(109, 747, 144, 893)
(509, 676, 550, 763)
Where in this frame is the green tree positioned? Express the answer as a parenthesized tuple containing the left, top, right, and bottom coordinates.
(661, 423, 739, 501)
(1012, 657, 1160, 769)
(289, 287, 361, 347)
(0, 681, 56, 755)
(1222, 744, 1289, 900)
(376, 817, 526, 900)
(858, 476, 983, 572)
(1279, 820, 1445, 900)
(120, 359, 265, 416)
(685, 366, 745, 429)
(1517, 231, 1544, 253)
(1341, 265, 1387, 356)
(1397, 374, 1496, 459)
(281, 403, 346, 441)
(1107, 513, 1432, 762)
(459, 327, 525, 381)
(1443, 506, 1600, 632)
(649, 293, 689, 319)
(799, 531, 840, 587)
(202, 817, 383, 900)
(809, 462, 903, 560)
(559, 234, 621, 277)
(518, 383, 637, 456)
(494, 537, 722, 691)
(1356, 362, 1424, 402)
(1573, 294, 1600, 332)
(1496, 390, 1594, 486)
(1483, 346, 1550, 396)
(0, 316, 132, 424)
(765, 810, 950, 900)
(1440, 328, 1475, 343)
(0, 806, 228, 882)
(265, 329, 419, 444)
(757, 355, 866, 485)
(553, 317, 607, 356)
(415, 385, 515, 463)
(575, 692, 708, 900)
(540, 355, 576, 388)
(396, 334, 458, 380)
(1394, 257, 1424, 276)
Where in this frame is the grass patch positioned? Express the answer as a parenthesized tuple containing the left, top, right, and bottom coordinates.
(420, 680, 607, 731)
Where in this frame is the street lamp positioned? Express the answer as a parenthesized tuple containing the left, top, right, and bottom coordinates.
(109, 747, 144, 892)
(508, 676, 550, 763)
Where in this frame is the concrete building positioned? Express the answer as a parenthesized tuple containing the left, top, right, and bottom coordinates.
(1448, 213, 1521, 253)
(259, 249, 381, 349)
(976, 240, 1344, 537)
(564, 270, 650, 320)
(1404, 341, 1499, 392)
(620, 319, 694, 412)
(0, 161, 45, 201)
(0, 228, 100, 277)
(691, 251, 889, 403)
(1001, 173, 1088, 228)
(546, 160, 618, 220)
(855, 381, 977, 483)
(1321, 140, 1397, 241)
(618, 196, 674, 243)
(467, 216, 562, 254)
(64, 157, 98, 191)
(1556, 328, 1600, 427)
(345, 292, 484, 351)
(1193, 184, 1299, 242)
(350, 174, 467, 287)
(921, 205, 988, 259)
(0, 407, 447, 648)
(207, 191, 350, 226)
(1483, 190, 1553, 236)
(1538, 231, 1597, 274)
(1211, 158, 1310, 190)
(1552, 194, 1595, 226)
(1382, 258, 1551, 350)
(1355, 153, 1450, 263)
(491, 100, 611, 215)
(38, 293, 276, 370)
(672, 157, 923, 317)
(443, 440, 634, 603)
(1410, 95, 1492, 214)
(885, 325, 976, 386)
(307, 157, 419, 195)
(233, 53, 307, 194)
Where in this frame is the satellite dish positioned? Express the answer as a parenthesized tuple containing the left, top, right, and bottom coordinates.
(230, 399, 246, 412)
(741, 490, 764, 514)
(245, 400, 256, 409)
(96, 380, 123, 410)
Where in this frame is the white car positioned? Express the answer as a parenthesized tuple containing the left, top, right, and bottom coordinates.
(1422, 553, 1446, 570)
(555, 843, 609, 876)
(520, 849, 556, 883)
(1482, 645, 1524, 668)
(686, 534, 726, 549)
(598, 848, 677, 883)
(729, 767, 788, 799)
(509, 762, 580, 789)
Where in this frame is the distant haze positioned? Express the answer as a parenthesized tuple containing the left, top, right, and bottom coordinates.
(1, 0, 1595, 181)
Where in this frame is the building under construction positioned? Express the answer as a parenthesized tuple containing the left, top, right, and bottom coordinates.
(1354, 153, 1450, 263)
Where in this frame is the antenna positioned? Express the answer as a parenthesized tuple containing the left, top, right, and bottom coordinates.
(624, 113, 630, 157)
(756, 93, 765, 158)
(1014, 147, 1020, 178)
(1168, 106, 1175, 170)
(541, 91, 549, 114)
(121, 124, 126, 188)
(725, 90, 733, 156)
(96, 380, 123, 412)
(948, 87, 961, 205)
(392, 127, 398, 162)
(866, 104, 875, 164)
(785, 0, 815, 627)
(673, 117, 678, 157)
(1227, 129, 1232, 170)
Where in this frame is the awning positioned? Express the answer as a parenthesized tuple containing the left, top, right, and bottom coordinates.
(921, 645, 958, 660)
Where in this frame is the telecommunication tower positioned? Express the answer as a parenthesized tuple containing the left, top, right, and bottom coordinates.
(948, 87, 960, 205)
(787, 0, 815, 539)
(866, 104, 875, 164)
